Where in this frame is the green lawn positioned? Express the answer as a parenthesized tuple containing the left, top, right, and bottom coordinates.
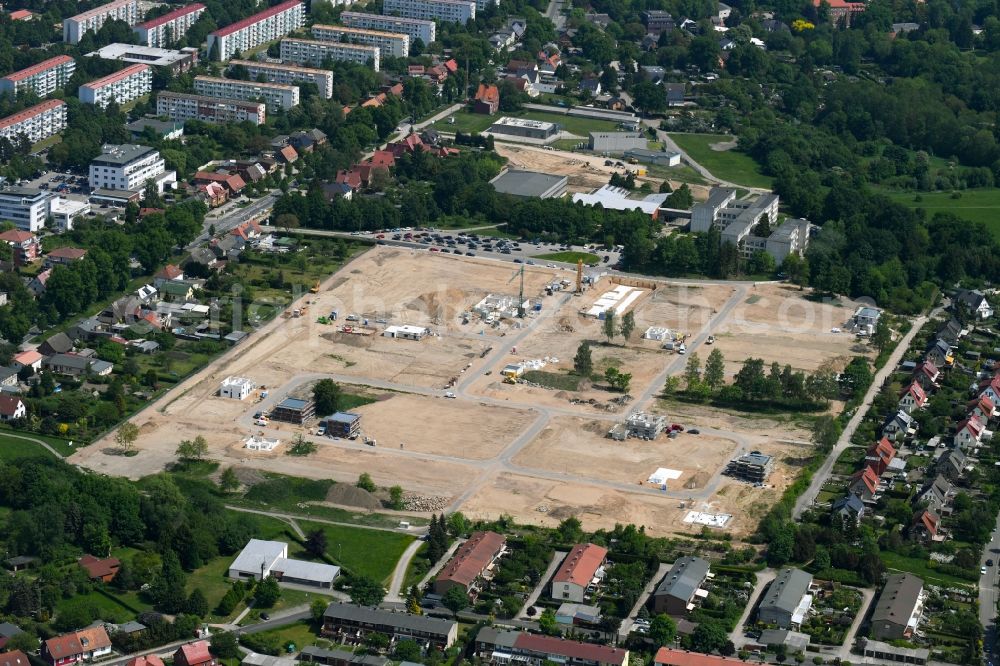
(430, 110, 496, 134)
(56, 590, 139, 623)
(521, 370, 582, 391)
(430, 109, 621, 137)
(668, 133, 773, 189)
(880, 551, 977, 588)
(532, 251, 600, 264)
(241, 620, 324, 648)
(298, 520, 413, 584)
(879, 188, 1000, 241)
(0, 432, 78, 460)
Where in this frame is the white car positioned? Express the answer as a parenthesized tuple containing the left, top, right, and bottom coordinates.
(254, 418, 269, 426)
(444, 391, 457, 398)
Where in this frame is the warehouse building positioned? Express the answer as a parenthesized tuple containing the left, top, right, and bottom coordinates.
(311, 24, 409, 59)
(228, 539, 340, 588)
(207, 0, 305, 61)
(623, 148, 681, 166)
(79, 63, 151, 108)
(383, 0, 475, 24)
(758, 568, 813, 629)
(280, 38, 381, 71)
(434, 531, 506, 597)
(133, 3, 206, 48)
(550, 543, 607, 603)
(194, 76, 299, 111)
(489, 169, 566, 199)
(588, 131, 647, 153)
(229, 60, 333, 99)
(322, 604, 458, 650)
(653, 556, 711, 615)
(88, 43, 200, 74)
(0, 55, 76, 99)
(486, 116, 558, 141)
(341, 12, 436, 46)
(270, 397, 315, 424)
(156, 91, 266, 126)
(64, 0, 139, 44)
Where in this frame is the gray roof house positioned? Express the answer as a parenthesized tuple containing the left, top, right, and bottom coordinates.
(918, 474, 952, 513)
(936, 448, 967, 480)
(953, 288, 993, 320)
(652, 556, 711, 615)
(321, 603, 458, 649)
(758, 568, 813, 629)
(38, 331, 74, 356)
(870, 574, 924, 641)
(831, 494, 865, 522)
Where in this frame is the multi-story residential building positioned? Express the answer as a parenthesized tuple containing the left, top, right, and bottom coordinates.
(472, 0, 498, 10)
(64, 0, 139, 44)
(229, 60, 333, 99)
(652, 556, 711, 615)
(79, 63, 151, 108)
(871, 574, 924, 641)
(156, 91, 266, 125)
(89, 144, 176, 194)
(0, 229, 40, 264)
(433, 531, 506, 597)
(0, 99, 67, 145)
(0, 187, 51, 232)
(311, 24, 409, 58)
(550, 543, 608, 603)
(757, 568, 813, 629)
(280, 38, 380, 71)
(133, 3, 205, 47)
(193, 75, 299, 111)
(475, 628, 629, 666)
(382, 0, 475, 24)
(207, 0, 305, 61)
(322, 604, 458, 650)
(0, 55, 76, 99)
(88, 43, 199, 74)
(340, 11, 435, 46)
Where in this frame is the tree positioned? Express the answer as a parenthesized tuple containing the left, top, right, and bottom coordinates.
(603, 310, 617, 343)
(665, 184, 693, 209)
(185, 589, 209, 617)
(389, 485, 404, 510)
(115, 421, 139, 453)
(621, 311, 635, 342)
(349, 574, 386, 606)
(604, 367, 632, 393)
(313, 378, 342, 415)
(688, 618, 729, 654)
(631, 80, 667, 115)
(538, 608, 560, 635)
(649, 614, 677, 647)
(255, 575, 281, 607)
(210, 632, 240, 659)
(176, 435, 208, 461)
(557, 516, 584, 543)
(220, 467, 240, 493)
(393, 640, 422, 662)
(310, 598, 328, 623)
(442, 586, 469, 613)
(704, 349, 725, 390)
(684, 353, 702, 389)
(573, 341, 593, 376)
(357, 473, 376, 493)
(305, 529, 328, 558)
(783, 253, 809, 288)
(871, 317, 892, 353)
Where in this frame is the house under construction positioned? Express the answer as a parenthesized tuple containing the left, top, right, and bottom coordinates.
(609, 411, 667, 440)
(472, 293, 528, 321)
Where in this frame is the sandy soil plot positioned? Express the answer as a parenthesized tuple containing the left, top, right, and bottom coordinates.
(513, 416, 738, 488)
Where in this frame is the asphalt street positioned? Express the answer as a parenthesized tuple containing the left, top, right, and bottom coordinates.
(981, 512, 1000, 661)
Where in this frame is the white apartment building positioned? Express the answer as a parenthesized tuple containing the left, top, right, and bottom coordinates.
(311, 24, 409, 58)
(0, 187, 51, 232)
(229, 60, 333, 99)
(0, 55, 76, 98)
(193, 75, 299, 111)
(133, 2, 206, 48)
(473, 0, 499, 10)
(280, 38, 380, 71)
(382, 0, 475, 23)
(207, 0, 305, 61)
(156, 91, 266, 125)
(79, 63, 151, 108)
(341, 12, 436, 46)
(64, 0, 140, 44)
(0, 99, 67, 145)
(89, 144, 177, 194)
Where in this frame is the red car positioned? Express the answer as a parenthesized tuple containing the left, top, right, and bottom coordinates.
(669, 424, 685, 432)
(376, 234, 385, 239)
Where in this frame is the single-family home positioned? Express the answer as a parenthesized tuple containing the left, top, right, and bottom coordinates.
(198, 182, 228, 208)
(0, 230, 40, 265)
(954, 415, 987, 449)
(849, 466, 880, 501)
(757, 568, 813, 629)
(43, 353, 113, 377)
(160, 281, 195, 302)
(937, 318, 964, 346)
(936, 448, 968, 480)
(911, 509, 940, 541)
(28, 269, 51, 297)
(187, 247, 217, 269)
(0, 367, 17, 387)
(473, 83, 500, 114)
(126, 657, 164, 666)
(11, 350, 41, 373)
(153, 264, 184, 287)
(42, 627, 111, 666)
(0, 396, 26, 422)
(666, 83, 685, 106)
(277, 145, 298, 164)
(38, 331, 74, 356)
(652, 556, 711, 615)
(866, 437, 896, 476)
(918, 475, 952, 514)
(0, 624, 24, 650)
(898, 382, 927, 414)
(193, 172, 246, 196)
(870, 574, 924, 640)
(0, 651, 28, 666)
(968, 395, 996, 422)
(174, 642, 216, 666)
(550, 543, 608, 603)
(953, 288, 993, 320)
(321, 183, 353, 201)
(45, 247, 87, 267)
(78, 554, 121, 582)
(831, 494, 865, 523)
(977, 375, 1000, 404)
(926, 338, 954, 368)
(914, 360, 940, 391)
(579, 77, 602, 96)
(882, 410, 916, 441)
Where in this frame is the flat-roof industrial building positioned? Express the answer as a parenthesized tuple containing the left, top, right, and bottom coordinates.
(486, 116, 558, 141)
(489, 169, 567, 199)
(228, 539, 340, 588)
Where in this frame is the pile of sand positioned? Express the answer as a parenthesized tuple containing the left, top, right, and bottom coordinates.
(325, 483, 381, 510)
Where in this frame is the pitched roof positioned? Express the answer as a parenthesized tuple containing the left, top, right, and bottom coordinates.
(47, 247, 87, 260)
(210, 0, 301, 37)
(322, 604, 456, 637)
(78, 554, 121, 579)
(851, 466, 879, 494)
(514, 632, 627, 666)
(436, 531, 506, 588)
(916, 360, 939, 380)
(177, 641, 212, 665)
(278, 145, 298, 162)
(2, 56, 75, 83)
(900, 381, 926, 407)
(759, 568, 812, 615)
(871, 573, 923, 626)
(868, 436, 895, 463)
(654, 649, 746, 666)
(367, 150, 395, 168)
(0, 230, 36, 243)
(553, 543, 607, 587)
(45, 634, 83, 660)
(126, 656, 165, 666)
(136, 3, 205, 29)
(155, 264, 183, 280)
(969, 395, 995, 416)
(915, 509, 939, 535)
(0, 100, 65, 133)
(655, 556, 710, 602)
(832, 493, 864, 515)
(0, 396, 24, 417)
(957, 416, 984, 438)
(74, 627, 110, 652)
(474, 83, 500, 105)
(0, 651, 29, 666)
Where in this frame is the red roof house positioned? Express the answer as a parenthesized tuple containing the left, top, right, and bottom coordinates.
(367, 150, 396, 168)
(913, 509, 940, 539)
(551, 543, 607, 602)
(0, 651, 30, 666)
(174, 641, 215, 666)
(513, 633, 627, 666)
(126, 656, 165, 666)
(12, 350, 42, 372)
(813, 0, 866, 25)
(193, 172, 246, 195)
(654, 648, 745, 666)
(473, 83, 500, 114)
(898, 381, 927, 413)
(955, 416, 986, 449)
(45, 247, 87, 266)
(0, 230, 39, 265)
(443, 58, 458, 73)
(9, 10, 34, 20)
(231, 220, 262, 240)
(198, 182, 228, 208)
(0, 396, 27, 422)
(388, 133, 424, 157)
(865, 436, 896, 476)
(969, 395, 996, 422)
(433, 530, 506, 596)
(849, 466, 880, 501)
(78, 554, 121, 582)
(277, 145, 298, 163)
(335, 169, 362, 189)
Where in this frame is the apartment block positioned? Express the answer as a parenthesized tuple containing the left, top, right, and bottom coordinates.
(133, 3, 206, 48)
(79, 63, 151, 108)
(280, 38, 380, 71)
(690, 187, 807, 265)
(64, 0, 139, 44)
(0, 187, 51, 232)
(473, 0, 498, 10)
(311, 24, 409, 58)
(0, 99, 67, 145)
(194, 75, 299, 111)
(341, 11, 435, 46)
(0, 55, 76, 98)
(156, 91, 266, 125)
(207, 0, 305, 61)
(89, 143, 176, 194)
(229, 60, 333, 99)
(382, 0, 475, 24)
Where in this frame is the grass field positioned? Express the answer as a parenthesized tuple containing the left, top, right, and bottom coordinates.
(880, 551, 977, 588)
(55, 590, 142, 624)
(532, 251, 600, 264)
(299, 520, 413, 584)
(668, 133, 773, 189)
(0, 432, 77, 461)
(431, 109, 621, 137)
(880, 188, 1000, 240)
(521, 370, 582, 391)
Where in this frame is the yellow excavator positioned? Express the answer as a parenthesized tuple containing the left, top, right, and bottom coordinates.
(310, 281, 320, 294)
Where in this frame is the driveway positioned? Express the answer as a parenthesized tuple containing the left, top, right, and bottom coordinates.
(516, 550, 567, 618)
(728, 569, 776, 648)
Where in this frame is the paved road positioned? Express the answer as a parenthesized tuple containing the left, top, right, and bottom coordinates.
(792, 311, 934, 519)
(544, 0, 566, 31)
(386, 539, 424, 603)
(728, 568, 776, 648)
(192, 192, 278, 248)
(618, 561, 670, 641)
(981, 511, 1000, 661)
(516, 550, 567, 618)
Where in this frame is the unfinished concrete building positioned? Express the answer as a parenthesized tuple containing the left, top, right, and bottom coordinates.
(726, 451, 773, 482)
(609, 411, 667, 440)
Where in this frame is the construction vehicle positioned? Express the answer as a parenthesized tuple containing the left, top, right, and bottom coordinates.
(310, 281, 320, 294)
(503, 376, 517, 385)
(507, 265, 526, 317)
(575, 258, 584, 295)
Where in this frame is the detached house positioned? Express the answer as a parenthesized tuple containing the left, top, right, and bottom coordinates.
(914, 360, 940, 391)
(433, 530, 506, 598)
(550, 543, 608, 603)
(919, 475, 952, 514)
(912, 509, 940, 541)
(898, 382, 926, 414)
(866, 437, 896, 476)
(473, 83, 500, 114)
(926, 339, 953, 368)
(849, 466, 880, 502)
(174, 642, 215, 666)
(0, 396, 26, 421)
(953, 288, 993, 320)
(936, 448, 968, 480)
(832, 494, 865, 523)
(153, 264, 184, 287)
(968, 395, 995, 423)
(11, 350, 42, 372)
(42, 627, 111, 666)
(977, 376, 1000, 405)
(78, 554, 120, 582)
(883, 410, 916, 441)
(954, 416, 988, 450)
(0, 230, 39, 265)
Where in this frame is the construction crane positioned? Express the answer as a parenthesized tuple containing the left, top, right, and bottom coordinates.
(507, 265, 525, 317)
(576, 258, 584, 294)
